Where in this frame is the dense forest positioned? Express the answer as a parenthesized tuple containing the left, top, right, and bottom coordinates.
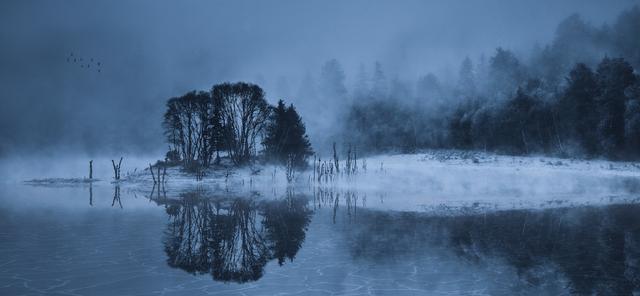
(339, 6, 640, 159)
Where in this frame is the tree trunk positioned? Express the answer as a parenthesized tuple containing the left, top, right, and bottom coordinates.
(149, 164, 156, 184)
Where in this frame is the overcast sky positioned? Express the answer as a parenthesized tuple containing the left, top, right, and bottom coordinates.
(1, 0, 638, 156)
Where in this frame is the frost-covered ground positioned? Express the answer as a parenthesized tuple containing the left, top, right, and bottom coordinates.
(19, 150, 640, 214)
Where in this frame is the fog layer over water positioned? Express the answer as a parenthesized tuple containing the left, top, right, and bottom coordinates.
(3, 2, 640, 294)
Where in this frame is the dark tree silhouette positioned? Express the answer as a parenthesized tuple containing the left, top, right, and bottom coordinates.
(625, 80, 640, 154)
(444, 57, 638, 159)
(263, 100, 313, 167)
(595, 57, 635, 158)
(212, 82, 270, 165)
(556, 63, 600, 155)
(612, 6, 640, 69)
(163, 91, 217, 166)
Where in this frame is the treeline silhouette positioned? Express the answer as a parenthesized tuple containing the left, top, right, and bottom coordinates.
(449, 57, 639, 158)
(341, 6, 640, 159)
(163, 82, 312, 169)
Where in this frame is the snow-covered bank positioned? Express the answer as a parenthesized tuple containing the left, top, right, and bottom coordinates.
(20, 150, 640, 214)
(351, 151, 640, 212)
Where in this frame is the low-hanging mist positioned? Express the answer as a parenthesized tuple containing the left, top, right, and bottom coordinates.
(1, 0, 639, 159)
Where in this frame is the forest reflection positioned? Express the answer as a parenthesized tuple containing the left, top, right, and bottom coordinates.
(346, 203, 640, 295)
(140, 185, 640, 291)
(157, 190, 312, 283)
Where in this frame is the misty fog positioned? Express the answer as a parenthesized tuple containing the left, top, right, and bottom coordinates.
(4, 2, 640, 294)
(1, 0, 637, 157)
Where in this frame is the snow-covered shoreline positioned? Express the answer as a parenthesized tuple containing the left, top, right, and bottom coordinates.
(19, 150, 640, 214)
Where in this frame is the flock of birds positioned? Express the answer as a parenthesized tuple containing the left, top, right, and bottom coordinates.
(66, 52, 102, 73)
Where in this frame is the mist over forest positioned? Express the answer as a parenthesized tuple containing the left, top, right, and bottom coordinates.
(343, 6, 640, 159)
(1, 0, 639, 160)
(6, 2, 640, 294)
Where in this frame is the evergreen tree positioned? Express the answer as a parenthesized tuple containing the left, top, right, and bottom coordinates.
(595, 57, 635, 157)
(624, 79, 640, 155)
(371, 61, 387, 98)
(457, 56, 476, 97)
(557, 63, 600, 155)
(353, 63, 370, 99)
(498, 88, 537, 153)
(488, 47, 526, 99)
(263, 100, 313, 167)
(319, 59, 347, 99)
(612, 6, 640, 69)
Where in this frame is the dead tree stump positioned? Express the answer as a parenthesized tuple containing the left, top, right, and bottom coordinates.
(111, 157, 123, 180)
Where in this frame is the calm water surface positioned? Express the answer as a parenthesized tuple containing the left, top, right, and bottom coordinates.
(1, 183, 639, 295)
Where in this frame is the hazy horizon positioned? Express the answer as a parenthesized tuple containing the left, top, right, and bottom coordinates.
(1, 0, 638, 157)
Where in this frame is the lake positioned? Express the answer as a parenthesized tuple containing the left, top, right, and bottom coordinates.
(1, 181, 639, 295)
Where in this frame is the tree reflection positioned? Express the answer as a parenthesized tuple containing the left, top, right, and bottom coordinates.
(312, 187, 363, 224)
(345, 204, 640, 294)
(164, 192, 212, 274)
(162, 190, 312, 283)
(210, 197, 269, 282)
(111, 185, 121, 208)
(263, 195, 311, 265)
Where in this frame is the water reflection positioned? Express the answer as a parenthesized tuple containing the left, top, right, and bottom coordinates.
(157, 190, 312, 283)
(313, 188, 365, 223)
(74, 183, 640, 292)
(345, 203, 640, 294)
(111, 185, 122, 208)
(149, 182, 167, 201)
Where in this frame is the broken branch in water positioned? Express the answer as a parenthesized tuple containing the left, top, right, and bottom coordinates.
(149, 164, 156, 184)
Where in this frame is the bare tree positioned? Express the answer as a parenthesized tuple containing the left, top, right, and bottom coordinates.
(213, 82, 269, 165)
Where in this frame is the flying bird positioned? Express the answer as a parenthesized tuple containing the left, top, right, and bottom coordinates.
(67, 52, 103, 72)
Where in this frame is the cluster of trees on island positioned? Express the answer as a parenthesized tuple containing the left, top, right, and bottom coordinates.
(162, 82, 312, 170)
